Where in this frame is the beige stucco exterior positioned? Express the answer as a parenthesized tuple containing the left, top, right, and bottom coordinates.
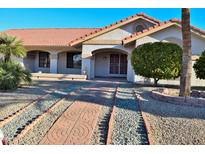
(7, 15, 205, 86)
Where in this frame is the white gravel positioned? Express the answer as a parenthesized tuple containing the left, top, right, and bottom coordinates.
(135, 86, 205, 145)
(110, 83, 148, 145)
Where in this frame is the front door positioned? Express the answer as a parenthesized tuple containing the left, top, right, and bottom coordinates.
(110, 54, 127, 75)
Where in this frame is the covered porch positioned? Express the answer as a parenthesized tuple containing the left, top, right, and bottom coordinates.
(23, 46, 86, 80)
(81, 44, 135, 82)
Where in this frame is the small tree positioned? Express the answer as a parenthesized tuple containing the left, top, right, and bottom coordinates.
(131, 42, 182, 86)
(193, 51, 205, 79)
(0, 34, 31, 90)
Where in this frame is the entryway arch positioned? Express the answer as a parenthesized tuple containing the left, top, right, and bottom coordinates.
(23, 50, 50, 73)
(91, 48, 128, 78)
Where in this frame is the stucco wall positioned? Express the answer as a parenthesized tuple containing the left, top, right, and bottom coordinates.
(90, 19, 155, 41)
(95, 52, 109, 77)
(135, 26, 205, 55)
(57, 52, 81, 74)
(23, 52, 36, 72)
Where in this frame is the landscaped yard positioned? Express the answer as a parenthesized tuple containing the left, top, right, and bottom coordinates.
(1, 79, 205, 145)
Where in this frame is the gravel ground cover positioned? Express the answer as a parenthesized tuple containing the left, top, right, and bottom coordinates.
(135, 86, 205, 145)
(0, 86, 47, 120)
(109, 83, 148, 145)
(90, 83, 117, 145)
(0, 81, 89, 143)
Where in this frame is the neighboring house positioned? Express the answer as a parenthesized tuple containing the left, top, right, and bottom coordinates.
(3, 13, 205, 85)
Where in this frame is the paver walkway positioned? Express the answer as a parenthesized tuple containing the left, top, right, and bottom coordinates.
(40, 82, 116, 145)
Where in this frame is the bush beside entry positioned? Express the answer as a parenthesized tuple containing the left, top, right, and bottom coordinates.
(131, 42, 182, 86)
(0, 61, 32, 90)
(193, 51, 205, 79)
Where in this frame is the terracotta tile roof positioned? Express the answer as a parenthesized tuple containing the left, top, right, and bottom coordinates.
(68, 13, 161, 46)
(3, 28, 99, 47)
(123, 18, 205, 45)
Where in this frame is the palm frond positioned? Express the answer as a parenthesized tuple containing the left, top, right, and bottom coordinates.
(0, 33, 26, 61)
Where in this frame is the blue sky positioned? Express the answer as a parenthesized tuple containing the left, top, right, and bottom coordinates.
(0, 8, 204, 31)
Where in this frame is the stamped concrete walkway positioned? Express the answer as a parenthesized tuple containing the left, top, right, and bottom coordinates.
(40, 81, 117, 145)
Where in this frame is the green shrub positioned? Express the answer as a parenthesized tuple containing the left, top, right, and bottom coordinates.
(0, 61, 32, 90)
(131, 42, 182, 86)
(193, 51, 205, 79)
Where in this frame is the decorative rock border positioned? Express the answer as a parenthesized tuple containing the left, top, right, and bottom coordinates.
(152, 88, 205, 107)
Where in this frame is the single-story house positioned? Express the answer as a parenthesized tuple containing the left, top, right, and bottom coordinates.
(3, 13, 205, 85)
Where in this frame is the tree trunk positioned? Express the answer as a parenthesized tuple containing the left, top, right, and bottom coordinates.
(154, 78, 159, 87)
(179, 8, 192, 96)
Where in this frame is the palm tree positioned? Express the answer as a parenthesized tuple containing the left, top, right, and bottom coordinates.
(0, 33, 26, 62)
(179, 8, 192, 96)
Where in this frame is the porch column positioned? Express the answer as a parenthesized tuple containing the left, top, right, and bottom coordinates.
(127, 54, 136, 82)
(50, 53, 58, 73)
(82, 57, 92, 79)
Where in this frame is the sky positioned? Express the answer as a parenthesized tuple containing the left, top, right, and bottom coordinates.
(0, 8, 204, 31)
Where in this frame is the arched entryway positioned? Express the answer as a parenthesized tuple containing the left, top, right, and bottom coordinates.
(92, 48, 128, 78)
(23, 50, 50, 73)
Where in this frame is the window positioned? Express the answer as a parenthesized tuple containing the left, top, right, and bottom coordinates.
(67, 53, 81, 68)
(39, 52, 50, 68)
(136, 25, 144, 32)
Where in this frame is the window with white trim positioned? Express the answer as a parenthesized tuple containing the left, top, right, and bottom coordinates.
(67, 52, 82, 69)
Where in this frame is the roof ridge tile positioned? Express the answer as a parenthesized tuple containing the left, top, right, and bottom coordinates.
(122, 18, 205, 44)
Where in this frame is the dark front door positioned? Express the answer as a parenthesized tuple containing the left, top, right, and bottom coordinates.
(110, 54, 127, 75)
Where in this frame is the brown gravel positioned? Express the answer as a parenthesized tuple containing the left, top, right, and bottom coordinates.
(135, 86, 205, 145)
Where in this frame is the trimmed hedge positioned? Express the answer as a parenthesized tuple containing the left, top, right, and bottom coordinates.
(193, 51, 205, 80)
(131, 42, 182, 86)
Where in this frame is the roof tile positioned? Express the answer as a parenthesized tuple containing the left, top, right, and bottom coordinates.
(3, 28, 98, 47)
